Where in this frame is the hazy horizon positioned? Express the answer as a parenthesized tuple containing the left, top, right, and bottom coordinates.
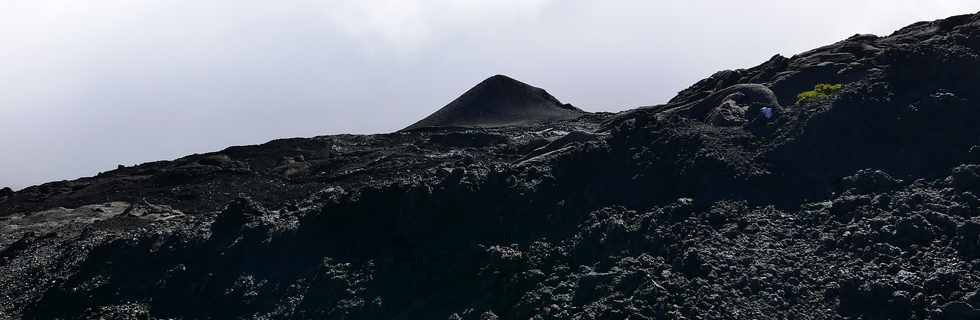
(2, 1, 978, 190)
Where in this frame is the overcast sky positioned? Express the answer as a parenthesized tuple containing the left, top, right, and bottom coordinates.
(1, 1, 977, 190)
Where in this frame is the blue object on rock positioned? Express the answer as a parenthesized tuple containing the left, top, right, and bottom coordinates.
(761, 107, 774, 119)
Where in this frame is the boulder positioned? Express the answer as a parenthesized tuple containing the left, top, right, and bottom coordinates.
(705, 93, 749, 126)
(841, 169, 902, 194)
(951, 165, 980, 190)
(670, 84, 780, 121)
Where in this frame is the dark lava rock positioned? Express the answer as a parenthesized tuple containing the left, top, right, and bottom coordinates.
(842, 169, 903, 194)
(967, 145, 980, 164)
(428, 131, 510, 148)
(941, 301, 980, 319)
(951, 165, 980, 190)
(2, 11, 980, 320)
(402, 75, 585, 130)
(212, 196, 271, 230)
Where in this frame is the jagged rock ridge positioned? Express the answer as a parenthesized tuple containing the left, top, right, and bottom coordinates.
(402, 74, 584, 130)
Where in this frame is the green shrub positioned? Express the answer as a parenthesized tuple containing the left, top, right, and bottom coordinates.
(796, 83, 843, 104)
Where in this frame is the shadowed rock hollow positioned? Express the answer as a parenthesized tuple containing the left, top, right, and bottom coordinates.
(402, 75, 585, 130)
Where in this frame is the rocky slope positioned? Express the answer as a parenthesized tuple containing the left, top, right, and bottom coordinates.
(2, 12, 980, 320)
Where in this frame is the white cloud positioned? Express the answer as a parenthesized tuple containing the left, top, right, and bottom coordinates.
(322, 0, 555, 54)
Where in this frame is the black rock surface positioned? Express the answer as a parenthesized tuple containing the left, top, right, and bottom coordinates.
(402, 75, 585, 130)
(2, 12, 980, 320)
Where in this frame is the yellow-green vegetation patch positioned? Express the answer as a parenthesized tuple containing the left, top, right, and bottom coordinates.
(796, 83, 843, 104)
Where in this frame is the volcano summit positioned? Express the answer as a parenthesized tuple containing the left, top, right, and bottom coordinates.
(403, 74, 585, 130)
